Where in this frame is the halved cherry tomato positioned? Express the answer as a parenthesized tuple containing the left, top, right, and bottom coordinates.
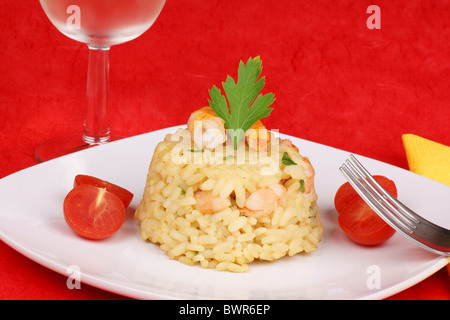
(63, 184, 126, 240)
(74, 174, 133, 208)
(334, 175, 397, 246)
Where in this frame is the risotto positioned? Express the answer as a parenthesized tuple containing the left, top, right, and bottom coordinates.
(135, 127, 324, 273)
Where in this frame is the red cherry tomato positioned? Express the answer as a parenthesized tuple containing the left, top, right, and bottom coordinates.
(74, 174, 133, 208)
(63, 184, 126, 240)
(334, 175, 397, 246)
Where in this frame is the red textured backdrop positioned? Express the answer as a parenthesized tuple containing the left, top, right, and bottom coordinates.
(0, 0, 449, 299)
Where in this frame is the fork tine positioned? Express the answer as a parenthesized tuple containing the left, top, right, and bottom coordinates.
(344, 156, 419, 231)
(347, 154, 421, 226)
(339, 163, 416, 234)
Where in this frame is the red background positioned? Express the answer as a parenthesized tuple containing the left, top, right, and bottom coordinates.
(1, 0, 449, 299)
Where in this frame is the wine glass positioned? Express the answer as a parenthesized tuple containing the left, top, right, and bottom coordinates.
(36, 0, 166, 162)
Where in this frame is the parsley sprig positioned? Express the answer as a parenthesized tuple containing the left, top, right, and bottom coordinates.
(208, 57, 275, 149)
(281, 152, 297, 166)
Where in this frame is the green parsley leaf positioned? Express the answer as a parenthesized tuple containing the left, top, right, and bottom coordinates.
(281, 152, 297, 166)
(223, 155, 234, 160)
(299, 179, 305, 193)
(208, 56, 275, 149)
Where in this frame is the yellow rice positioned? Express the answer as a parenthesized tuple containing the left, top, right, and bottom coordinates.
(135, 128, 323, 272)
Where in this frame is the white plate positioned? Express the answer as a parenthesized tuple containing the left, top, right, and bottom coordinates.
(1, 125, 449, 300)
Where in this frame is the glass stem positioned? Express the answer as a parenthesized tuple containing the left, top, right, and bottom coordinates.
(83, 45, 111, 145)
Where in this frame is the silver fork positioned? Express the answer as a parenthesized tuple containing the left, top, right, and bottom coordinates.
(339, 154, 450, 256)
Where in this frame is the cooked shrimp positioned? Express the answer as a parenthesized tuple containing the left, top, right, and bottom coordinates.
(194, 190, 231, 214)
(245, 120, 271, 151)
(280, 139, 315, 195)
(241, 184, 287, 217)
(187, 106, 227, 149)
(300, 157, 315, 193)
(279, 138, 299, 153)
(188, 106, 272, 151)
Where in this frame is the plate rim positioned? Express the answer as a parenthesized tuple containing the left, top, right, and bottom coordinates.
(1, 126, 448, 300)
